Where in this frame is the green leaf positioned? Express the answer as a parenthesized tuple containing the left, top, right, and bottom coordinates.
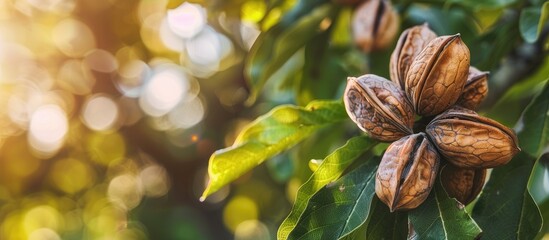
(364, 198, 408, 240)
(520, 7, 542, 43)
(296, 41, 349, 106)
(541, 2, 549, 34)
(244, 1, 338, 104)
(409, 180, 482, 240)
(285, 158, 379, 240)
(456, 0, 519, 10)
(278, 135, 377, 239)
(519, 2, 549, 43)
(339, 223, 366, 240)
(472, 152, 542, 239)
(201, 100, 346, 200)
(516, 80, 549, 157)
(471, 81, 547, 239)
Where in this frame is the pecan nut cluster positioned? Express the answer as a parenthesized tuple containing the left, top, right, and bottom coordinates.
(343, 24, 520, 211)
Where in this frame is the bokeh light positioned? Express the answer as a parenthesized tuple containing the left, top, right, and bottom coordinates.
(166, 2, 206, 39)
(84, 49, 118, 73)
(235, 220, 271, 240)
(0, 0, 286, 239)
(52, 18, 95, 58)
(139, 165, 170, 197)
(180, 26, 235, 77)
(87, 132, 126, 166)
(223, 196, 259, 232)
(108, 174, 143, 210)
(57, 59, 95, 95)
(28, 228, 61, 240)
(25, 0, 76, 13)
(160, 15, 185, 52)
(168, 97, 205, 129)
(23, 205, 62, 234)
(116, 60, 150, 98)
(139, 64, 187, 117)
(28, 104, 68, 156)
(81, 94, 119, 131)
(49, 158, 96, 194)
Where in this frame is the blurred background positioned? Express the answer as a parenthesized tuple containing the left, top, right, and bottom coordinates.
(0, 0, 548, 239)
(0, 0, 285, 239)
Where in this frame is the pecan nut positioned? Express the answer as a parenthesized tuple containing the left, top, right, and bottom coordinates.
(405, 34, 470, 116)
(456, 66, 489, 110)
(344, 74, 414, 142)
(375, 133, 440, 211)
(390, 23, 437, 89)
(426, 107, 520, 168)
(440, 164, 486, 205)
(352, 0, 399, 52)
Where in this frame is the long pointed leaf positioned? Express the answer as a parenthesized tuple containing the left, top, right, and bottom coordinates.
(472, 81, 548, 239)
(515, 79, 549, 157)
(201, 100, 346, 200)
(472, 152, 542, 239)
(409, 180, 482, 240)
(364, 198, 408, 240)
(278, 135, 377, 239)
(341, 199, 409, 240)
(286, 158, 379, 240)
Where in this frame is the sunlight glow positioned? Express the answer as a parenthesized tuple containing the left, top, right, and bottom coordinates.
(168, 97, 204, 129)
(108, 174, 143, 210)
(52, 18, 95, 57)
(82, 95, 119, 131)
(234, 220, 270, 240)
(28, 228, 61, 240)
(167, 2, 206, 39)
(139, 165, 170, 197)
(84, 49, 118, 73)
(116, 60, 150, 98)
(160, 16, 184, 51)
(28, 105, 68, 155)
(139, 65, 187, 117)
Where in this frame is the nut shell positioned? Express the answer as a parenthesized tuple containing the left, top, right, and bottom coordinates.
(440, 164, 486, 205)
(375, 133, 440, 211)
(352, 0, 400, 52)
(344, 74, 414, 142)
(456, 66, 489, 110)
(390, 23, 437, 89)
(426, 107, 520, 168)
(405, 34, 470, 116)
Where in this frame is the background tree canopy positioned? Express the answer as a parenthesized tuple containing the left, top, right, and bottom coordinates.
(0, 0, 547, 239)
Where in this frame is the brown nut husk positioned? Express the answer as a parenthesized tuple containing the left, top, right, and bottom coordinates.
(426, 107, 520, 168)
(405, 34, 470, 116)
(390, 23, 437, 89)
(456, 66, 489, 110)
(376, 133, 440, 211)
(343, 74, 414, 142)
(352, 0, 399, 53)
(440, 164, 486, 205)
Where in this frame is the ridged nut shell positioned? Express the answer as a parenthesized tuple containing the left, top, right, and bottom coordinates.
(375, 133, 440, 211)
(426, 107, 520, 168)
(352, 0, 400, 52)
(441, 164, 486, 205)
(344, 74, 414, 142)
(390, 23, 437, 89)
(456, 66, 489, 110)
(405, 34, 470, 116)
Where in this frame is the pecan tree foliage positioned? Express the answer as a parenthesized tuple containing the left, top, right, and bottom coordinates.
(203, 0, 549, 239)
